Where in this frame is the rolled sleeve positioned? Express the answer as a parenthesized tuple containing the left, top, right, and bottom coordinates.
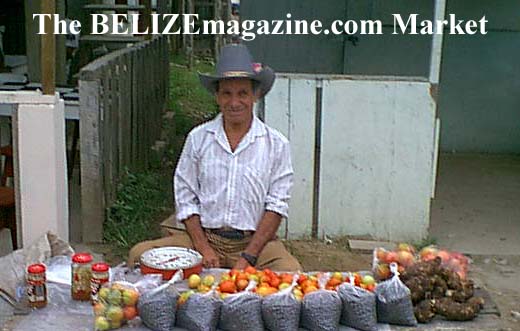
(174, 133, 201, 222)
(265, 140, 293, 218)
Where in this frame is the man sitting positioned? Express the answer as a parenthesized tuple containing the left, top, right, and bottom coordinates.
(128, 44, 301, 271)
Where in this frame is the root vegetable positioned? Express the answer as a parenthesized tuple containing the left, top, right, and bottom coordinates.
(414, 300, 436, 323)
(433, 297, 485, 321)
(401, 257, 442, 281)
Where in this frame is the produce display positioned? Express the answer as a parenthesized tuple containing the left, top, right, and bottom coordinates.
(261, 283, 301, 331)
(218, 284, 264, 331)
(418, 245, 470, 279)
(137, 286, 178, 331)
(373, 244, 484, 323)
(338, 278, 377, 331)
(373, 244, 469, 281)
(400, 256, 484, 322)
(375, 264, 418, 326)
(137, 271, 184, 331)
(299, 273, 342, 331)
(90, 244, 484, 330)
(93, 281, 140, 331)
(176, 290, 222, 331)
(176, 275, 222, 331)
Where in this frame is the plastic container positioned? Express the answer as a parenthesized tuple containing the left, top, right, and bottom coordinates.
(27, 263, 47, 308)
(91, 262, 110, 304)
(71, 253, 93, 301)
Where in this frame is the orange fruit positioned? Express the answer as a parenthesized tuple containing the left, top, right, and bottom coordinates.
(268, 276, 281, 289)
(93, 303, 106, 316)
(327, 278, 342, 287)
(257, 286, 278, 297)
(229, 269, 240, 278)
(236, 279, 249, 291)
(280, 273, 294, 284)
(244, 266, 257, 275)
(260, 274, 271, 284)
(353, 273, 362, 286)
(300, 279, 315, 289)
(123, 306, 138, 320)
(219, 280, 237, 293)
(297, 274, 308, 285)
(263, 268, 275, 278)
(236, 273, 249, 281)
(303, 285, 318, 295)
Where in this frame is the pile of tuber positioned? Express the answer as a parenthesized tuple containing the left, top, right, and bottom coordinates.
(401, 257, 485, 323)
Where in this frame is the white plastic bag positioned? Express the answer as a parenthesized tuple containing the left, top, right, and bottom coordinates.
(300, 273, 342, 331)
(137, 271, 183, 331)
(338, 273, 377, 331)
(176, 285, 222, 331)
(218, 281, 263, 331)
(375, 263, 417, 326)
(261, 274, 301, 331)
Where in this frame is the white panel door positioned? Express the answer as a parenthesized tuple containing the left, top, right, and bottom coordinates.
(265, 76, 316, 238)
(319, 79, 436, 241)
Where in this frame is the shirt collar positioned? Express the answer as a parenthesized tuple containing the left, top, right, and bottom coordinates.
(206, 113, 266, 137)
(206, 113, 267, 154)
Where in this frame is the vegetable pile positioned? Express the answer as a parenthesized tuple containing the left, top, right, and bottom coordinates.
(373, 243, 485, 323)
(401, 257, 484, 322)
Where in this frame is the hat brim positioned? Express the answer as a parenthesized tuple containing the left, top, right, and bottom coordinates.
(199, 67, 275, 97)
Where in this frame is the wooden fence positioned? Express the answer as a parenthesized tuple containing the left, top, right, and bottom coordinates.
(79, 35, 169, 242)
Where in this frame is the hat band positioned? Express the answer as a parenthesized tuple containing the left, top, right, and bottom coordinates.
(222, 71, 251, 77)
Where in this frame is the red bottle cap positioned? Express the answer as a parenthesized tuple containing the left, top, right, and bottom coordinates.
(27, 263, 46, 274)
(91, 262, 110, 272)
(72, 253, 93, 264)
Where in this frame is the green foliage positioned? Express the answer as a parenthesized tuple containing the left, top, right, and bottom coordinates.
(169, 54, 219, 138)
(104, 169, 169, 249)
(412, 236, 438, 251)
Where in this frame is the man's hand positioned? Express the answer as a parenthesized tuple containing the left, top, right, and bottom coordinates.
(201, 246, 220, 268)
(240, 211, 282, 266)
(234, 257, 250, 270)
(183, 215, 220, 268)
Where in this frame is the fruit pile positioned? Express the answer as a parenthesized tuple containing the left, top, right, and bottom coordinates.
(179, 269, 379, 309)
(418, 245, 469, 279)
(93, 282, 139, 331)
(324, 272, 377, 292)
(373, 243, 417, 280)
(373, 243, 470, 281)
(154, 263, 487, 329)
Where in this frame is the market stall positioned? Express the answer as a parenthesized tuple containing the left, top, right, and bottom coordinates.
(0, 235, 503, 331)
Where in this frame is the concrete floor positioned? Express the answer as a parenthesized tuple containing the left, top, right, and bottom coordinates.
(430, 153, 520, 255)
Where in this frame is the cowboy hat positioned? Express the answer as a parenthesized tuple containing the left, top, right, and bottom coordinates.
(198, 44, 275, 97)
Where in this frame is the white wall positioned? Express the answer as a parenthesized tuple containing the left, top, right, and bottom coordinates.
(265, 75, 438, 241)
(264, 77, 317, 237)
(0, 91, 69, 248)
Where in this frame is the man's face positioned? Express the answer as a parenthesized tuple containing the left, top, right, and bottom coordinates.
(216, 78, 256, 127)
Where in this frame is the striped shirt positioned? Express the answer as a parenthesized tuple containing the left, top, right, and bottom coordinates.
(174, 114, 293, 231)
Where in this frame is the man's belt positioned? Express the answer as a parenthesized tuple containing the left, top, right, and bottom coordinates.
(205, 227, 254, 240)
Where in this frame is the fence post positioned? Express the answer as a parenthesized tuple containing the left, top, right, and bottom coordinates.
(79, 78, 105, 242)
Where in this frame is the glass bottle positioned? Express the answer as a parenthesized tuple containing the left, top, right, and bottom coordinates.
(71, 253, 93, 301)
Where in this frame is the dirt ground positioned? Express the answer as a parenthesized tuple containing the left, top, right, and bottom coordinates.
(469, 255, 520, 330)
(283, 239, 373, 272)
